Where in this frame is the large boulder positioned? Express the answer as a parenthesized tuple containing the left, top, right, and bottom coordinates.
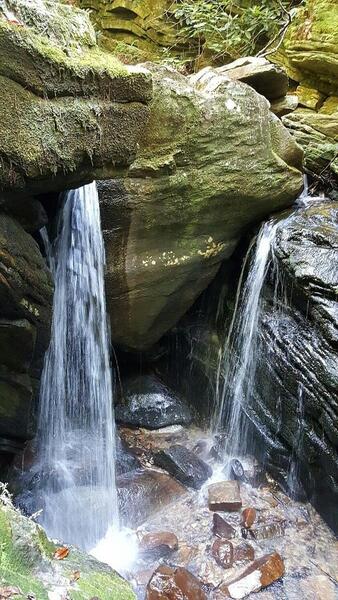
(99, 63, 303, 350)
(217, 57, 289, 100)
(0, 488, 135, 599)
(116, 375, 192, 429)
(0, 214, 53, 452)
(273, 0, 338, 96)
(246, 202, 338, 533)
(0, 0, 151, 198)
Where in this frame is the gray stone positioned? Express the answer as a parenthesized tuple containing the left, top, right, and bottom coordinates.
(153, 445, 212, 489)
(116, 375, 192, 429)
(216, 57, 289, 100)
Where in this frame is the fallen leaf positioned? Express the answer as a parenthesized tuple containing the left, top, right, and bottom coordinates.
(0, 586, 22, 599)
(53, 546, 70, 560)
(70, 571, 80, 582)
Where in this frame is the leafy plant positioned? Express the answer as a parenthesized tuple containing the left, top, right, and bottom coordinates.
(168, 0, 303, 62)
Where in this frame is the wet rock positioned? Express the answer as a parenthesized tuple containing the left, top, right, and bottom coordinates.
(116, 375, 192, 429)
(138, 531, 178, 559)
(211, 539, 234, 569)
(208, 481, 242, 512)
(247, 203, 338, 533)
(233, 541, 255, 563)
(213, 513, 236, 539)
(216, 57, 289, 100)
(220, 552, 285, 599)
(117, 468, 186, 527)
(146, 565, 207, 600)
(300, 574, 337, 600)
(241, 508, 256, 529)
(116, 437, 141, 475)
(229, 459, 247, 483)
(153, 445, 212, 490)
(248, 516, 286, 541)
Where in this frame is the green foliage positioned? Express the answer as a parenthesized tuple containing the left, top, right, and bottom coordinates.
(169, 0, 303, 61)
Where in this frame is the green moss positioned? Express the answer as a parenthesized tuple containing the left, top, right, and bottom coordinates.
(69, 572, 136, 600)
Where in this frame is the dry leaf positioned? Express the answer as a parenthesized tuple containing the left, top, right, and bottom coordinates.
(0, 586, 22, 599)
(53, 546, 70, 560)
(70, 571, 80, 582)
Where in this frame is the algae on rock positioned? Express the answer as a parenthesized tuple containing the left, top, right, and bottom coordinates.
(0, 0, 152, 197)
(0, 488, 136, 599)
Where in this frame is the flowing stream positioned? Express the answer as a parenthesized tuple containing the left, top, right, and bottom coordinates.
(36, 182, 118, 551)
(214, 221, 279, 466)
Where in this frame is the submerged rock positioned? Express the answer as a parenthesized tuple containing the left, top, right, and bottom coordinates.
(153, 445, 212, 489)
(138, 530, 178, 559)
(116, 375, 192, 429)
(220, 552, 285, 599)
(117, 468, 186, 527)
(208, 481, 242, 512)
(0, 489, 136, 599)
(211, 539, 234, 569)
(212, 513, 236, 539)
(99, 62, 303, 350)
(146, 565, 207, 600)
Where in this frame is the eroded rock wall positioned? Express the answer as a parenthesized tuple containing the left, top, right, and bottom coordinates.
(247, 202, 338, 533)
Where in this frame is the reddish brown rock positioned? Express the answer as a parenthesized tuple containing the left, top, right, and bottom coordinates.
(233, 541, 255, 563)
(138, 531, 178, 558)
(213, 513, 236, 539)
(220, 552, 285, 599)
(146, 565, 207, 600)
(208, 481, 242, 512)
(211, 539, 234, 569)
(241, 508, 256, 529)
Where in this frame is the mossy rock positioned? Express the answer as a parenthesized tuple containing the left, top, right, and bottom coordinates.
(0, 490, 136, 599)
(272, 0, 338, 96)
(282, 108, 338, 187)
(0, 0, 152, 196)
(99, 64, 303, 351)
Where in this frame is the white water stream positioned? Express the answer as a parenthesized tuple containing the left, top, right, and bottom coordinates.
(36, 182, 118, 551)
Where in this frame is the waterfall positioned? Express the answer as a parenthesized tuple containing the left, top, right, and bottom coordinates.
(214, 221, 279, 464)
(36, 182, 118, 550)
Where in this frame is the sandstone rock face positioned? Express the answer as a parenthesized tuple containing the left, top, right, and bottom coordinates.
(282, 108, 338, 188)
(0, 490, 136, 599)
(248, 202, 338, 533)
(273, 0, 338, 96)
(217, 57, 288, 100)
(100, 63, 303, 350)
(0, 0, 151, 199)
(0, 215, 53, 451)
(77, 0, 182, 61)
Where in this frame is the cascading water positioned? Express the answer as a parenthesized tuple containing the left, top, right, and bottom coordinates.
(214, 220, 279, 465)
(36, 182, 118, 551)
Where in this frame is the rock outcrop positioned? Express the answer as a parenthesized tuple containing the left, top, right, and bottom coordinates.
(0, 214, 53, 460)
(0, 488, 135, 599)
(0, 0, 152, 199)
(247, 202, 338, 533)
(271, 0, 338, 190)
(100, 63, 303, 350)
